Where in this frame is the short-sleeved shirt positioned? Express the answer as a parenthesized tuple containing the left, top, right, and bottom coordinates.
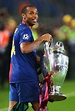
(9, 23, 39, 83)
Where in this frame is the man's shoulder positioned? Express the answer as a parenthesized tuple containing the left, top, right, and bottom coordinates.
(14, 23, 32, 38)
(18, 23, 28, 29)
(17, 23, 31, 33)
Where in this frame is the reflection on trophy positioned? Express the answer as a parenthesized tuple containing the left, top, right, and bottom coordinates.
(43, 41, 69, 101)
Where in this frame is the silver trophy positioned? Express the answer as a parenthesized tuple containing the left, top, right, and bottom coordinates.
(43, 41, 69, 101)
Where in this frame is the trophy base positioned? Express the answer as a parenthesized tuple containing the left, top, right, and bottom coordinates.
(49, 93, 66, 101)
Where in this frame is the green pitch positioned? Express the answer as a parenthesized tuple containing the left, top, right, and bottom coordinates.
(0, 80, 75, 111)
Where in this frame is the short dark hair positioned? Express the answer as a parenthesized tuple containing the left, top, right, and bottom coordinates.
(21, 4, 36, 14)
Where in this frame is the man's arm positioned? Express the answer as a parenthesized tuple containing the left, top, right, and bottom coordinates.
(20, 33, 52, 53)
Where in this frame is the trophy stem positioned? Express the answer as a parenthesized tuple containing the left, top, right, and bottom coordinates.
(55, 86, 61, 93)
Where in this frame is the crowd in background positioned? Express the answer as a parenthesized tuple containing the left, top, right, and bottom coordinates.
(52, 14, 75, 79)
(0, 0, 75, 88)
(0, 9, 17, 88)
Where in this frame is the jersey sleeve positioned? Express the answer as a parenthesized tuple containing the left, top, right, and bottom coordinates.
(19, 28, 32, 44)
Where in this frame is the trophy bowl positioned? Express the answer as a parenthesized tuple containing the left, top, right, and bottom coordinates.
(43, 41, 69, 101)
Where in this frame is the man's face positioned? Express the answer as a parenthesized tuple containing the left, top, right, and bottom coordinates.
(24, 7, 38, 26)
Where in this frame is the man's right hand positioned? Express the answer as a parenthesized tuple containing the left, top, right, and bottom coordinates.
(41, 33, 52, 42)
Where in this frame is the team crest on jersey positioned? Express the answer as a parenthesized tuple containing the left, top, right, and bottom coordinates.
(23, 34, 29, 40)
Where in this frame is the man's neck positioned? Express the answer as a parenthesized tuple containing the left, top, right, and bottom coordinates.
(22, 20, 32, 29)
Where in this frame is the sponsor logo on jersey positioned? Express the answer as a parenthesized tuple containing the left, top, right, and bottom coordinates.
(23, 34, 29, 40)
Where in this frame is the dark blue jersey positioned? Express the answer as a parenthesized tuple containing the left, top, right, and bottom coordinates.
(9, 23, 39, 83)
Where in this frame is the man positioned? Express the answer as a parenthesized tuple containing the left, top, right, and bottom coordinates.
(8, 5, 52, 111)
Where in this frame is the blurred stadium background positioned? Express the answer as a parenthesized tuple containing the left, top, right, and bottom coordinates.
(0, 0, 75, 111)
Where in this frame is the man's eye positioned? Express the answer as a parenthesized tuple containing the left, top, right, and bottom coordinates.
(29, 12, 33, 14)
(29, 12, 38, 15)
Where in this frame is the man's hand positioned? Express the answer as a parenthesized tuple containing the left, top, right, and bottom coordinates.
(41, 33, 52, 42)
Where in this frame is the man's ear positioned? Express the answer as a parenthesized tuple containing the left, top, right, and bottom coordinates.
(21, 13, 26, 19)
